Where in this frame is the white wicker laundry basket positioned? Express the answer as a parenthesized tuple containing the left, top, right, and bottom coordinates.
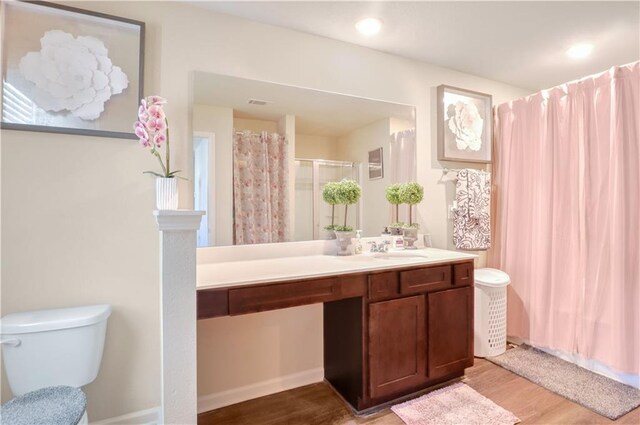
(474, 268, 511, 358)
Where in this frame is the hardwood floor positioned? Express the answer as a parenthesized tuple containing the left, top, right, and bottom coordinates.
(199, 359, 640, 425)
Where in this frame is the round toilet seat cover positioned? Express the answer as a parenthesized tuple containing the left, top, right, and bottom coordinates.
(0, 386, 86, 425)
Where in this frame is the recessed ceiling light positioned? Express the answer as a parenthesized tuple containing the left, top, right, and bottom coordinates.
(567, 43, 593, 59)
(356, 18, 382, 36)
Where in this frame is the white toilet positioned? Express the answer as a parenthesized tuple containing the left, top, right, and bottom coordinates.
(0, 304, 111, 424)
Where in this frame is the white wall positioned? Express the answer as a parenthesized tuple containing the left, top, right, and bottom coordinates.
(1, 1, 531, 420)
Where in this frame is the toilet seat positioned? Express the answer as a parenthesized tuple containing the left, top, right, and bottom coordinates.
(0, 386, 87, 425)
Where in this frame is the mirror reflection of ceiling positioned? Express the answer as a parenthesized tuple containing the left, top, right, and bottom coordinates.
(193, 72, 414, 138)
(189, 1, 639, 91)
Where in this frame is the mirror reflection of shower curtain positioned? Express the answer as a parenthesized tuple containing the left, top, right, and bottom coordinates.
(294, 159, 360, 241)
(390, 129, 416, 183)
(233, 130, 289, 245)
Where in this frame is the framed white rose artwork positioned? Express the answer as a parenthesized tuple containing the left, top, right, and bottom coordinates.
(1, 1, 144, 139)
(437, 85, 492, 163)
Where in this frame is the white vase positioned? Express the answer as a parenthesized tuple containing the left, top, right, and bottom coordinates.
(156, 177, 178, 210)
(403, 227, 419, 250)
(334, 230, 355, 256)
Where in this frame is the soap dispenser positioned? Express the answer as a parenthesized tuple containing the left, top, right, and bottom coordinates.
(354, 230, 363, 254)
(381, 227, 392, 246)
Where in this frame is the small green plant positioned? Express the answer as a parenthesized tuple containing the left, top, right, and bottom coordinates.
(385, 183, 403, 223)
(322, 181, 342, 230)
(390, 222, 406, 228)
(333, 179, 362, 231)
(399, 182, 424, 226)
(333, 225, 353, 232)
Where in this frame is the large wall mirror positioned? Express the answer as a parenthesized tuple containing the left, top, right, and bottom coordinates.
(192, 72, 416, 247)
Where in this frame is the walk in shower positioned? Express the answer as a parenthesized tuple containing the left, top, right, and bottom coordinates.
(294, 159, 361, 241)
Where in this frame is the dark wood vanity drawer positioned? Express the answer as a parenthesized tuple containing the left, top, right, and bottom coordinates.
(197, 289, 229, 319)
(399, 265, 452, 295)
(228, 275, 366, 315)
(368, 272, 399, 300)
(453, 262, 474, 287)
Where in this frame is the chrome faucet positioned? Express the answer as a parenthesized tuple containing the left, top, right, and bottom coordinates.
(369, 240, 390, 253)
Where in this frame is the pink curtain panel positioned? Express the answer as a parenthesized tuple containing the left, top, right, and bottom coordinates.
(489, 62, 640, 375)
(233, 130, 289, 245)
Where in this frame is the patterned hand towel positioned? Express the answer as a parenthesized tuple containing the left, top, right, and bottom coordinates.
(453, 169, 491, 250)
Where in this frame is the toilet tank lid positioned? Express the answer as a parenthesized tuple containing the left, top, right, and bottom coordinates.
(475, 268, 510, 287)
(0, 304, 111, 335)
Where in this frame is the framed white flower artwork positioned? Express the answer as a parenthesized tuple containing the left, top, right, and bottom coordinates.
(368, 147, 384, 180)
(437, 85, 492, 163)
(1, 1, 144, 139)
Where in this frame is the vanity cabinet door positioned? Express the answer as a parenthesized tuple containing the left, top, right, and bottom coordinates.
(368, 295, 426, 400)
(427, 287, 474, 379)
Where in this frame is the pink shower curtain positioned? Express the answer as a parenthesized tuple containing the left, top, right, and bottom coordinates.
(490, 62, 640, 376)
(233, 130, 289, 245)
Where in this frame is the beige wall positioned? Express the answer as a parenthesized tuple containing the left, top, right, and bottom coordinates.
(193, 104, 234, 246)
(1, 1, 163, 421)
(337, 118, 392, 236)
(197, 305, 323, 395)
(234, 117, 278, 133)
(0, 130, 161, 420)
(390, 118, 415, 134)
(1, 0, 531, 420)
(295, 134, 340, 161)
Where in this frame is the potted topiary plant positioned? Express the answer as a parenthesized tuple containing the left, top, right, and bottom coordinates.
(333, 179, 362, 255)
(399, 182, 424, 250)
(385, 183, 405, 236)
(322, 181, 341, 240)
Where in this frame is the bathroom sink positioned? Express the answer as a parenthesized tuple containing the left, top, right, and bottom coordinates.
(335, 254, 381, 262)
(370, 251, 429, 259)
(334, 250, 429, 263)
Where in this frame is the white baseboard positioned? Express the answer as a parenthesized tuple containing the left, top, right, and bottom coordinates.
(90, 406, 160, 425)
(198, 368, 324, 414)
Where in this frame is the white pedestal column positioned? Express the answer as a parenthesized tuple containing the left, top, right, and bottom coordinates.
(154, 210, 204, 424)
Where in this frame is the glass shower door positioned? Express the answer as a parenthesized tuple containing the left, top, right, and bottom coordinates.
(294, 159, 360, 241)
(294, 160, 314, 241)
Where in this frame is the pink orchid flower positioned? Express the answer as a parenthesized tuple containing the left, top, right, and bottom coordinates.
(138, 105, 149, 122)
(147, 95, 167, 106)
(145, 117, 167, 133)
(134, 121, 149, 140)
(154, 132, 167, 147)
(136, 95, 180, 179)
(147, 105, 165, 121)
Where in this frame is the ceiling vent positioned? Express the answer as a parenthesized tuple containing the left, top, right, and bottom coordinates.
(247, 99, 270, 106)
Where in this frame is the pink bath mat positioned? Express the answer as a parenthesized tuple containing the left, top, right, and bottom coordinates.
(391, 383, 520, 425)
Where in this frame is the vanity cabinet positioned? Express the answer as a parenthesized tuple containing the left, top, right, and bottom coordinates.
(427, 287, 474, 379)
(368, 295, 426, 400)
(197, 258, 475, 413)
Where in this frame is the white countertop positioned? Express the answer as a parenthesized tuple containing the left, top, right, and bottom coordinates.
(197, 248, 477, 290)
